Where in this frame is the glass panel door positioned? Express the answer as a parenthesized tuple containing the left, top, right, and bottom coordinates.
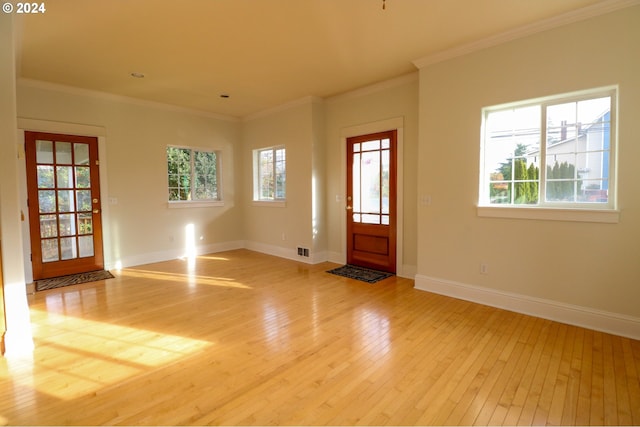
(25, 132, 104, 280)
(35, 139, 95, 263)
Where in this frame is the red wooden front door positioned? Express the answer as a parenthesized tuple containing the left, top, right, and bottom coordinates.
(346, 130, 397, 273)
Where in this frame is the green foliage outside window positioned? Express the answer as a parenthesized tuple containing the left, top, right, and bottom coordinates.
(167, 146, 219, 201)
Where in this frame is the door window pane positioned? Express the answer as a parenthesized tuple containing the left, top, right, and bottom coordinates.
(41, 239, 59, 263)
(37, 166, 54, 188)
(78, 236, 94, 257)
(56, 166, 74, 189)
(36, 140, 54, 164)
(76, 190, 92, 212)
(352, 153, 360, 213)
(74, 143, 90, 165)
(56, 141, 73, 164)
(40, 215, 57, 238)
(39, 190, 56, 213)
(362, 151, 381, 214)
(78, 213, 93, 235)
(57, 190, 74, 213)
(362, 140, 380, 151)
(382, 150, 390, 214)
(60, 237, 77, 260)
(362, 214, 380, 224)
(59, 214, 76, 237)
(75, 166, 91, 188)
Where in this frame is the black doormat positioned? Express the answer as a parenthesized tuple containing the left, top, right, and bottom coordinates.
(35, 270, 115, 291)
(327, 264, 393, 284)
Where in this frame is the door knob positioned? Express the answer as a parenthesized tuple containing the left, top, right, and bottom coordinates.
(93, 209, 100, 214)
(346, 205, 352, 210)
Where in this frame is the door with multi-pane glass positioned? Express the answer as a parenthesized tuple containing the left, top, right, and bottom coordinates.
(25, 132, 104, 280)
(346, 130, 397, 273)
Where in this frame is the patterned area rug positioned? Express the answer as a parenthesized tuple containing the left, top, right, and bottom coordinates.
(35, 270, 115, 291)
(327, 264, 393, 284)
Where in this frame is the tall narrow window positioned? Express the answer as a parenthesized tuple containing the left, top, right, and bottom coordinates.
(253, 146, 286, 201)
(167, 146, 221, 203)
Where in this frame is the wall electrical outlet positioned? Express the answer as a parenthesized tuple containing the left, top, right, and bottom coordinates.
(480, 263, 489, 274)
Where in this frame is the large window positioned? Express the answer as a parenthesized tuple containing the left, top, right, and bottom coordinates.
(479, 87, 616, 215)
(167, 146, 221, 203)
(253, 146, 286, 202)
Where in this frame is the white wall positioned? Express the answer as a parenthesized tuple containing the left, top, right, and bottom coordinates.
(311, 101, 327, 257)
(16, 81, 244, 272)
(415, 6, 640, 336)
(0, 15, 32, 355)
(241, 98, 323, 262)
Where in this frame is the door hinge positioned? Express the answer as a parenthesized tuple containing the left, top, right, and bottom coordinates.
(96, 160, 100, 166)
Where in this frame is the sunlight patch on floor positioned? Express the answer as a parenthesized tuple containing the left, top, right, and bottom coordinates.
(119, 268, 253, 289)
(6, 310, 212, 401)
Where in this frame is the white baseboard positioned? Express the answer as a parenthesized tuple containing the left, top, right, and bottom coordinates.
(327, 251, 345, 265)
(106, 240, 245, 270)
(398, 264, 417, 279)
(108, 240, 330, 272)
(244, 241, 329, 265)
(415, 274, 640, 341)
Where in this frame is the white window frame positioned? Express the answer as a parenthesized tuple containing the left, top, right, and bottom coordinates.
(167, 145, 223, 208)
(478, 86, 619, 223)
(252, 145, 286, 206)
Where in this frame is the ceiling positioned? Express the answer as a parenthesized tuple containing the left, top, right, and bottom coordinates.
(15, 0, 617, 118)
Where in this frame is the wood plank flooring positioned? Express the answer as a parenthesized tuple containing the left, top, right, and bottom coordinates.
(1, 249, 639, 425)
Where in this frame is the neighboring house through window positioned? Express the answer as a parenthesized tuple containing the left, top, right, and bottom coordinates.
(478, 87, 617, 222)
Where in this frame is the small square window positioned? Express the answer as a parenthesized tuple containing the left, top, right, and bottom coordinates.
(167, 146, 221, 203)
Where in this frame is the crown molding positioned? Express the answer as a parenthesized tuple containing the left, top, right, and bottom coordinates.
(17, 78, 240, 122)
(413, 0, 640, 69)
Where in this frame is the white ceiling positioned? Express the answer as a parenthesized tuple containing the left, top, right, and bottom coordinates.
(15, 0, 621, 118)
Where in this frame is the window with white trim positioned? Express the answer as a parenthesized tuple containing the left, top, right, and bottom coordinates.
(479, 87, 616, 211)
(253, 146, 286, 201)
(167, 146, 221, 202)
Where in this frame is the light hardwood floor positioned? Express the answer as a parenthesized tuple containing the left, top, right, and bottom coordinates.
(1, 249, 639, 425)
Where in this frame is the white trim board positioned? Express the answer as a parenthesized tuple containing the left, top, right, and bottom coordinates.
(415, 274, 640, 341)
